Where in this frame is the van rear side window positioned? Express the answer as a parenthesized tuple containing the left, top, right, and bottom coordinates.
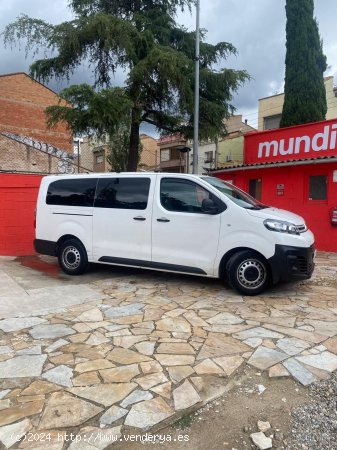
(46, 179, 98, 207)
(95, 177, 150, 209)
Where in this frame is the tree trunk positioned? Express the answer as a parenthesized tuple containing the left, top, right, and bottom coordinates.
(127, 108, 140, 171)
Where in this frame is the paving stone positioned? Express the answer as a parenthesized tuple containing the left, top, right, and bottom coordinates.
(140, 361, 163, 374)
(124, 397, 174, 430)
(0, 355, 47, 378)
(21, 380, 62, 396)
(44, 339, 69, 353)
(77, 308, 104, 322)
(107, 348, 151, 364)
(0, 317, 47, 332)
(244, 338, 263, 348)
(113, 335, 147, 349)
(17, 394, 45, 403)
(0, 400, 44, 426)
(156, 343, 195, 355)
(39, 392, 103, 429)
(207, 312, 244, 325)
(304, 319, 337, 337)
(0, 346, 12, 354)
(134, 341, 155, 356)
(197, 333, 250, 360)
(29, 324, 75, 339)
(17, 345, 42, 355)
(323, 336, 337, 354)
(173, 380, 201, 410)
(248, 347, 288, 370)
(155, 354, 195, 366)
(75, 359, 115, 373)
(269, 363, 290, 378)
(194, 358, 223, 375)
(0, 390, 10, 399)
(136, 372, 168, 390)
(150, 382, 172, 399)
(0, 418, 32, 448)
(0, 399, 11, 410)
(283, 358, 317, 386)
(263, 324, 325, 344)
(296, 351, 337, 373)
(68, 383, 136, 407)
(183, 311, 208, 327)
(167, 366, 195, 383)
(276, 338, 311, 356)
(156, 317, 191, 333)
(42, 365, 73, 387)
(67, 426, 122, 450)
(100, 405, 128, 425)
(72, 371, 101, 386)
(250, 431, 272, 450)
(234, 327, 284, 340)
(104, 303, 144, 318)
(85, 331, 110, 346)
(213, 355, 244, 376)
(100, 364, 140, 383)
(120, 390, 153, 408)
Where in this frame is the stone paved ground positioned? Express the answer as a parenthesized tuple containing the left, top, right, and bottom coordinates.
(0, 252, 336, 449)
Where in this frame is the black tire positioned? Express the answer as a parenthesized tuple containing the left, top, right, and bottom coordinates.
(226, 250, 270, 296)
(58, 239, 88, 275)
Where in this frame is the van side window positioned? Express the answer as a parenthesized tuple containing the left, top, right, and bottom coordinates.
(160, 178, 221, 213)
(95, 177, 150, 210)
(46, 179, 98, 207)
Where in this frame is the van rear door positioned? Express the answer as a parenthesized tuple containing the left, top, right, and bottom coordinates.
(92, 174, 154, 264)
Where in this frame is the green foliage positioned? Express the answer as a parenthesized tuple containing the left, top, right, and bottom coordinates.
(106, 126, 142, 172)
(280, 0, 327, 128)
(3, 0, 250, 170)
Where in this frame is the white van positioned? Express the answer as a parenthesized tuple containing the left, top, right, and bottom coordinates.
(34, 173, 315, 295)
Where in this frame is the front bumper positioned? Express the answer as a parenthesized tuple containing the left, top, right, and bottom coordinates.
(268, 244, 315, 284)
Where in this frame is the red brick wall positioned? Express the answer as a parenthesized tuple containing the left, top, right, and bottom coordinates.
(0, 174, 43, 255)
(0, 73, 72, 151)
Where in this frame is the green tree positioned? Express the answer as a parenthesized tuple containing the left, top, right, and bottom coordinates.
(280, 0, 327, 128)
(4, 0, 249, 170)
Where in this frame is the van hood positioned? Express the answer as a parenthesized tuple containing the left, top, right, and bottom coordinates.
(247, 207, 305, 225)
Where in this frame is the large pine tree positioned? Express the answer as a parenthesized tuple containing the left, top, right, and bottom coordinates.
(4, 0, 249, 170)
(280, 0, 327, 128)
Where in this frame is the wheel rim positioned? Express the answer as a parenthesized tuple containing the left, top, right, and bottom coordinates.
(237, 259, 267, 290)
(62, 246, 81, 270)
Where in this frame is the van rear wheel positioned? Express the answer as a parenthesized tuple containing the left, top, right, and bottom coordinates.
(58, 239, 88, 275)
(226, 250, 270, 296)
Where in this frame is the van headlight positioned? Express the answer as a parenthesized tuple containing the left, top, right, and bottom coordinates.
(263, 219, 300, 235)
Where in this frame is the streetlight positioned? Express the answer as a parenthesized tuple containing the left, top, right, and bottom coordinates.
(192, 0, 200, 175)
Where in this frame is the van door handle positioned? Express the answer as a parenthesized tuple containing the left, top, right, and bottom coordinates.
(133, 216, 146, 221)
(157, 217, 170, 223)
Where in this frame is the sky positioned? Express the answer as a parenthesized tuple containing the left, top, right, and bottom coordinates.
(0, 0, 336, 132)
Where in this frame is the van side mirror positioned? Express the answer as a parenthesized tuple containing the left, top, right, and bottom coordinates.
(201, 198, 218, 214)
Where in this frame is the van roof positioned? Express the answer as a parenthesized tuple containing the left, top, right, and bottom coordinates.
(43, 172, 208, 180)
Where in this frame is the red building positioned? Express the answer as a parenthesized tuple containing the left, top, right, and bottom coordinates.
(214, 118, 337, 253)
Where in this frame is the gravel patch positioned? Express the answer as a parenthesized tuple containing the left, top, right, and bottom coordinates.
(287, 372, 337, 450)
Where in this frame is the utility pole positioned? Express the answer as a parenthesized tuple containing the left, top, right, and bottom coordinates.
(192, 0, 200, 175)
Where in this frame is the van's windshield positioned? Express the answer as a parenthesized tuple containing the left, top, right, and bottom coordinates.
(202, 177, 268, 210)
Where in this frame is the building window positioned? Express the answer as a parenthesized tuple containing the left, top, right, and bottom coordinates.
(204, 151, 214, 163)
(263, 114, 282, 130)
(309, 175, 327, 200)
(96, 155, 104, 164)
(249, 179, 262, 200)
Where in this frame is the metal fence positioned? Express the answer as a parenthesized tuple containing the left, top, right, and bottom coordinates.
(0, 132, 92, 175)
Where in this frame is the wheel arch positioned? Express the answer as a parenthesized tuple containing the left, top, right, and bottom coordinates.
(218, 247, 270, 279)
(56, 234, 86, 255)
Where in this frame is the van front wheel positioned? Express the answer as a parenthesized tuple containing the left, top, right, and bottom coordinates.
(226, 251, 270, 296)
(58, 239, 88, 275)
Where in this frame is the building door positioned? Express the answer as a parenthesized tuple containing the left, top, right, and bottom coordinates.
(249, 178, 262, 200)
